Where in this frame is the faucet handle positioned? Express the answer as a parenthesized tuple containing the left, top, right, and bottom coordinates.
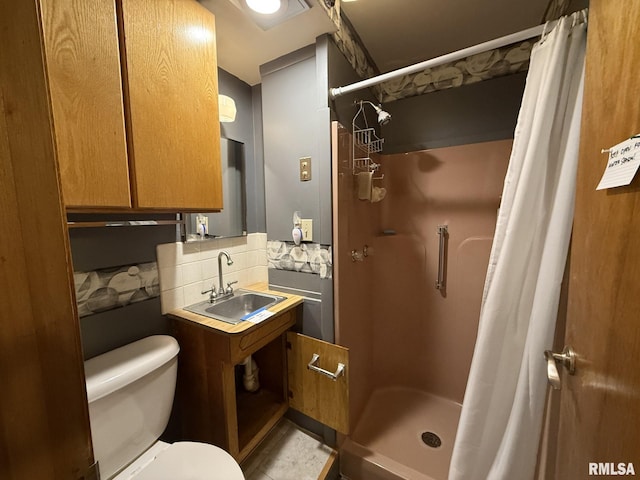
(201, 284, 218, 302)
(225, 280, 238, 295)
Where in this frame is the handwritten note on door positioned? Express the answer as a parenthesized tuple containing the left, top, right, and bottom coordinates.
(596, 136, 640, 190)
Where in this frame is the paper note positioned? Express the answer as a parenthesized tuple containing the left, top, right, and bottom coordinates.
(596, 136, 640, 190)
(243, 308, 276, 324)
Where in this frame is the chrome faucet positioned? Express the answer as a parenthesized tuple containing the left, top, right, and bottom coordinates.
(201, 251, 236, 303)
(217, 251, 234, 297)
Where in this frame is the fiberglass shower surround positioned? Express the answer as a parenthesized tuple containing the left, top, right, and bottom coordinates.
(334, 118, 513, 480)
(332, 12, 587, 480)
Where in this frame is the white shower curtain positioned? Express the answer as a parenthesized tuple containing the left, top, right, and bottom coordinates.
(449, 12, 587, 480)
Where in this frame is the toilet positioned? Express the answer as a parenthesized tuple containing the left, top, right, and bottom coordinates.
(84, 335, 245, 480)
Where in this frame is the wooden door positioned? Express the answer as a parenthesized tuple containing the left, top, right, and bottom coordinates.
(287, 332, 350, 434)
(121, 0, 223, 210)
(40, 0, 131, 208)
(556, 0, 640, 476)
(0, 2, 95, 479)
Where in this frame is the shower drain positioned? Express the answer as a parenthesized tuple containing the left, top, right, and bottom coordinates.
(421, 431, 442, 448)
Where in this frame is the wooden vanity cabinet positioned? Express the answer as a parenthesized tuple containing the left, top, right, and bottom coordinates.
(40, 0, 222, 211)
(170, 306, 350, 462)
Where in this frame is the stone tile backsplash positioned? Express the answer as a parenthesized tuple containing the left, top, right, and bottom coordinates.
(74, 262, 160, 318)
(156, 233, 268, 314)
(266, 240, 332, 278)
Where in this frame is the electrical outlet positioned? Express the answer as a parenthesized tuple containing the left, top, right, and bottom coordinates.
(300, 219, 313, 241)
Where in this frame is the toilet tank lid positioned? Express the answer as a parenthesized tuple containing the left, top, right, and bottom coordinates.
(85, 335, 179, 403)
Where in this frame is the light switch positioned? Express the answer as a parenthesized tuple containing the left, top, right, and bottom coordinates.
(300, 219, 313, 241)
(300, 157, 311, 182)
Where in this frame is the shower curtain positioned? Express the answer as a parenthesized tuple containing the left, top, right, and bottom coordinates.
(449, 12, 587, 480)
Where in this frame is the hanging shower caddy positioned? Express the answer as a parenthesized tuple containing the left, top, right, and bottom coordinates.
(351, 100, 384, 176)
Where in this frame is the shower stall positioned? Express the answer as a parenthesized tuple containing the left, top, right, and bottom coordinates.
(332, 122, 512, 480)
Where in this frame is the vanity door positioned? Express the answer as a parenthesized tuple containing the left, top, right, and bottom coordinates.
(286, 332, 350, 434)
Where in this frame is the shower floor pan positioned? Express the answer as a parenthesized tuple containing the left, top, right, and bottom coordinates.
(340, 387, 462, 480)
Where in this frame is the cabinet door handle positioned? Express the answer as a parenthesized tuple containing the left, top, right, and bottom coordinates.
(307, 353, 345, 381)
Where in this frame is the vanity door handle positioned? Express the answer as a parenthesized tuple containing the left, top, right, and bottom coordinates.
(307, 353, 345, 381)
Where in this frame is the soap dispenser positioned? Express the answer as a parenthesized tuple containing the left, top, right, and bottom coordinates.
(292, 211, 303, 245)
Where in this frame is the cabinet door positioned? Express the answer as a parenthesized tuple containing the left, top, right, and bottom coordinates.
(1, 3, 95, 475)
(286, 332, 350, 434)
(41, 0, 131, 208)
(121, 0, 223, 210)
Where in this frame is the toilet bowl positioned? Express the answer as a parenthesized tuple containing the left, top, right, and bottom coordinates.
(84, 335, 244, 480)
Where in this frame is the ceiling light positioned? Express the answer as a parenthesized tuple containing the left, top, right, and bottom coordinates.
(219, 95, 237, 123)
(242, 0, 310, 31)
(246, 0, 281, 14)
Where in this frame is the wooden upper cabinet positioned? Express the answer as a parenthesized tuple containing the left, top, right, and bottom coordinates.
(121, 0, 223, 210)
(41, 0, 222, 211)
(41, 0, 132, 208)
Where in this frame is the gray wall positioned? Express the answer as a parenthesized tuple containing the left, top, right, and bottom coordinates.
(251, 84, 266, 233)
(260, 41, 334, 330)
(260, 34, 374, 246)
(381, 72, 527, 153)
(218, 68, 266, 233)
(326, 36, 379, 132)
(260, 41, 335, 441)
(69, 216, 176, 359)
(261, 45, 330, 244)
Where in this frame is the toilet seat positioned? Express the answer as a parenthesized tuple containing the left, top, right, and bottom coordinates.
(128, 442, 244, 480)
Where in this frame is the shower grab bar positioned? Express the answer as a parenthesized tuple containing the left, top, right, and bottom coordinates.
(436, 225, 448, 290)
(307, 353, 345, 381)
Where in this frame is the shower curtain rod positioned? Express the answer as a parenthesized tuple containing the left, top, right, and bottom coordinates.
(329, 23, 550, 100)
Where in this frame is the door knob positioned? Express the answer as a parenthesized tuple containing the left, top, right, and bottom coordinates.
(544, 346, 576, 390)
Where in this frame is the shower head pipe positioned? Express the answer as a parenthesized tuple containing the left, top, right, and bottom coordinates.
(357, 100, 391, 125)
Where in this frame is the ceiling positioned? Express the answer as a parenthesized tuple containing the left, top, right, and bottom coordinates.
(199, 0, 336, 85)
(341, 0, 550, 74)
(200, 0, 551, 86)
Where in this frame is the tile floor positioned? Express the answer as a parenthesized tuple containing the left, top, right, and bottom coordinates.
(242, 419, 334, 480)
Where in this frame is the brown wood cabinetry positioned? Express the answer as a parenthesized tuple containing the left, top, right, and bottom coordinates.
(170, 305, 350, 462)
(0, 2, 95, 477)
(40, 0, 222, 211)
(41, 0, 131, 208)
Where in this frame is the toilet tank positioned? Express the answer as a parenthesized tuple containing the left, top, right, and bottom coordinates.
(84, 335, 180, 479)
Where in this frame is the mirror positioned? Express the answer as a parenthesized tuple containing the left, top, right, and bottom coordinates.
(184, 138, 246, 241)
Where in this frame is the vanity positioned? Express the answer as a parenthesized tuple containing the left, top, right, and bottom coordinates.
(168, 283, 349, 462)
